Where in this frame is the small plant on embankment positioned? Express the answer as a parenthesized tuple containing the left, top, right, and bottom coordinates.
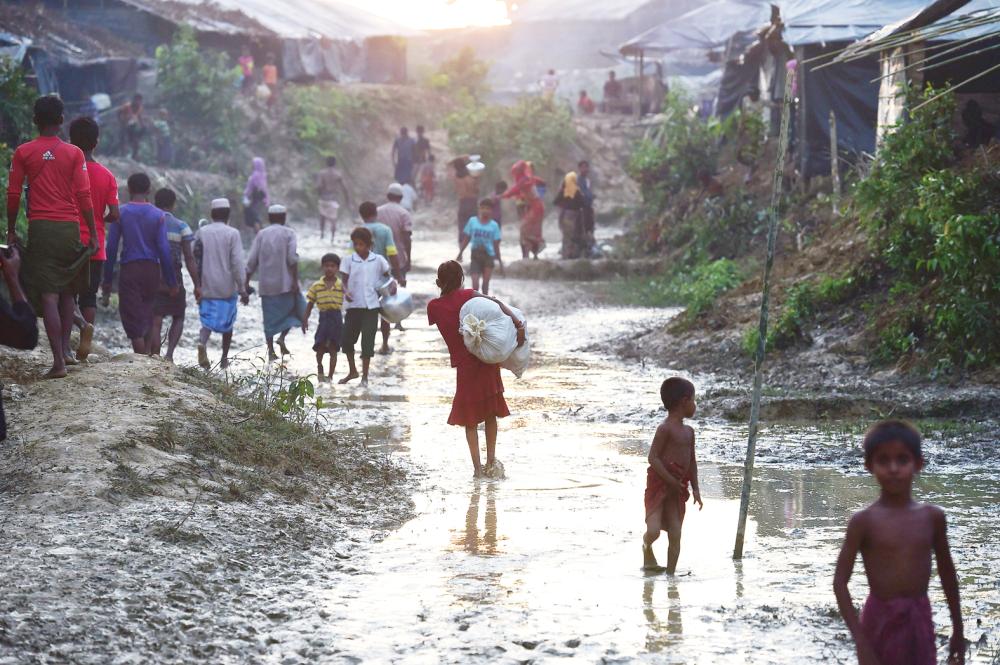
(855, 85, 1000, 369)
(741, 272, 864, 356)
(616, 258, 743, 323)
(115, 367, 405, 502)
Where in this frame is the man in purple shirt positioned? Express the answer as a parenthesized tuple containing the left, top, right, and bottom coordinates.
(102, 172, 177, 353)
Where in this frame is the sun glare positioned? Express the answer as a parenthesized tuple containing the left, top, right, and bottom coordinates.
(341, 0, 510, 30)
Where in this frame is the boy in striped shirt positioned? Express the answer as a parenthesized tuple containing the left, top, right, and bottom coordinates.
(302, 253, 344, 382)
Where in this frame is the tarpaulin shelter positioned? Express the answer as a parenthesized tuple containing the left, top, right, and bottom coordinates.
(618, 0, 940, 176)
(24, 0, 413, 83)
(0, 3, 143, 106)
(838, 0, 1000, 144)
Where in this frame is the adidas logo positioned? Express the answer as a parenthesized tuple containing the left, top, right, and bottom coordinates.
(42, 150, 55, 161)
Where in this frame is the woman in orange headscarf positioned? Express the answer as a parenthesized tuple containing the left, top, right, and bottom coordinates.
(501, 161, 546, 259)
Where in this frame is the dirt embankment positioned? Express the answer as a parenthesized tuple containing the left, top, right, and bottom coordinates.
(0, 351, 412, 661)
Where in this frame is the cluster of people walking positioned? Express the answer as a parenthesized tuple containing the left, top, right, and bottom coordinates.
(449, 156, 598, 267)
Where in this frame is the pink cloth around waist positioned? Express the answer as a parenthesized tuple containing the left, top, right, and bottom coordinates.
(860, 594, 936, 665)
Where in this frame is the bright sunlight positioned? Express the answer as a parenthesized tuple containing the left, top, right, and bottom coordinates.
(339, 0, 510, 30)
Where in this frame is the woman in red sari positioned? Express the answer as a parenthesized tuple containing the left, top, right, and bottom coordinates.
(501, 160, 546, 259)
(427, 260, 526, 478)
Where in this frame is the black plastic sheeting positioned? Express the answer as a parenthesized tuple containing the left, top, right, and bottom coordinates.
(716, 30, 760, 117)
(800, 42, 879, 179)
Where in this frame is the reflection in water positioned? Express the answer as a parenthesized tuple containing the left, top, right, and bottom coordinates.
(643, 578, 684, 653)
(454, 482, 499, 556)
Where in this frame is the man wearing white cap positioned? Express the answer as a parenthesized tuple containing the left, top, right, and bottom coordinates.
(194, 198, 248, 369)
(245, 203, 305, 361)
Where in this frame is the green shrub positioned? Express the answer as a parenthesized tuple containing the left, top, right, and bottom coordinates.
(155, 26, 242, 156)
(444, 96, 575, 183)
(1, 57, 35, 240)
(627, 90, 753, 209)
(0, 56, 34, 145)
(286, 84, 368, 159)
(855, 84, 1000, 368)
(425, 46, 490, 102)
(618, 258, 742, 321)
(740, 272, 865, 357)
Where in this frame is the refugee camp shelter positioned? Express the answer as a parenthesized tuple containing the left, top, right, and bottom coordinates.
(0, 2, 144, 110)
(14, 0, 413, 83)
(839, 0, 1000, 145)
(410, 0, 701, 102)
(620, 0, 940, 178)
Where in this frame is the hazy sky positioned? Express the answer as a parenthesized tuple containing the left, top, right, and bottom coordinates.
(338, 0, 511, 29)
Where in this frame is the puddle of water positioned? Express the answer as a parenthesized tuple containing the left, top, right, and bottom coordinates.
(245, 233, 997, 663)
(96, 224, 1000, 663)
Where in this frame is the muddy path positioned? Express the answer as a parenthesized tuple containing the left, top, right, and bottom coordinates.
(225, 223, 999, 662)
(5, 217, 998, 663)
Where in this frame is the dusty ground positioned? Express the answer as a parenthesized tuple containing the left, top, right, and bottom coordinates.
(0, 354, 412, 663)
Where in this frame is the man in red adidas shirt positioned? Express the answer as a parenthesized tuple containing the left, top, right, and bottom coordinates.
(6, 95, 98, 379)
(67, 116, 120, 362)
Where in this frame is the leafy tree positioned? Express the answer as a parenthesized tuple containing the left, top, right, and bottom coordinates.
(445, 96, 574, 183)
(1, 56, 34, 239)
(427, 46, 490, 102)
(155, 26, 241, 154)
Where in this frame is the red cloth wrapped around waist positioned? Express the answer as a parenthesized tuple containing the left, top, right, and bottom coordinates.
(860, 594, 936, 665)
(644, 461, 690, 520)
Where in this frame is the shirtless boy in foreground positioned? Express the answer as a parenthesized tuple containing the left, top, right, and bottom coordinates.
(834, 420, 964, 665)
(643, 377, 703, 574)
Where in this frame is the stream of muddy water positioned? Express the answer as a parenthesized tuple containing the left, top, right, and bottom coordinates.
(99, 222, 1000, 663)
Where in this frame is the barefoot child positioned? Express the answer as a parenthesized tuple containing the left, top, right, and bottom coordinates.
(302, 253, 344, 382)
(643, 377, 703, 573)
(457, 199, 503, 295)
(427, 260, 525, 478)
(339, 227, 391, 386)
(834, 420, 965, 665)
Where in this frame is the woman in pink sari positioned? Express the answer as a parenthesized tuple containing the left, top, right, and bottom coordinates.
(501, 161, 546, 259)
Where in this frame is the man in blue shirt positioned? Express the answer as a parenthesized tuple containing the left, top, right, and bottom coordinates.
(457, 198, 503, 295)
(102, 172, 177, 353)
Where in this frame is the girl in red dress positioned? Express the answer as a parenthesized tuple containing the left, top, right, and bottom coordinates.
(427, 260, 526, 478)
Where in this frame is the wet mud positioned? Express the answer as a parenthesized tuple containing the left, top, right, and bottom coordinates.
(3, 221, 998, 663)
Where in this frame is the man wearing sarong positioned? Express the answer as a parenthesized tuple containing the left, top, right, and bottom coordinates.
(245, 204, 305, 361)
(67, 116, 119, 363)
(6, 95, 97, 379)
(316, 156, 350, 241)
(102, 173, 177, 354)
(194, 199, 247, 369)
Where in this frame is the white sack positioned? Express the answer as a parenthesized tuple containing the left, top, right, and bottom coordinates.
(500, 306, 530, 378)
(460, 298, 518, 365)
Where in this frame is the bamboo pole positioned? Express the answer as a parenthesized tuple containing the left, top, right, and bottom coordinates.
(830, 110, 840, 215)
(733, 65, 795, 561)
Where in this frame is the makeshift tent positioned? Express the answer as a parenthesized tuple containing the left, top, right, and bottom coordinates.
(837, 0, 1000, 142)
(36, 0, 413, 83)
(619, 0, 770, 56)
(0, 3, 143, 104)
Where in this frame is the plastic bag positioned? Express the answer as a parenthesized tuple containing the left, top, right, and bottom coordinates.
(500, 306, 530, 378)
(460, 298, 518, 365)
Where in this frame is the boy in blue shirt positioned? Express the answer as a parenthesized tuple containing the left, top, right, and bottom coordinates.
(457, 199, 503, 295)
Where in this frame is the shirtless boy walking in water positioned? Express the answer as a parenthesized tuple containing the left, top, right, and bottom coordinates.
(834, 420, 964, 665)
(643, 377, 703, 573)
